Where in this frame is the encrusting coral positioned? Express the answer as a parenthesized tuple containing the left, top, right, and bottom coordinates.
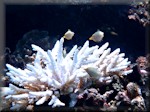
(114, 82, 146, 111)
(128, 0, 150, 27)
(0, 31, 136, 111)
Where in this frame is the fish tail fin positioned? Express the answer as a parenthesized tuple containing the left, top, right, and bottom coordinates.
(89, 36, 93, 40)
(63, 36, 66, 38)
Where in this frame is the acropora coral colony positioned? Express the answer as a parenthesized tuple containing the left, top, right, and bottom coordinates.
(0, 31, 148, 111)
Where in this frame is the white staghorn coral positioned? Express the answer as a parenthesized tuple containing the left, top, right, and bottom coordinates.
(1, 35, 133, 111)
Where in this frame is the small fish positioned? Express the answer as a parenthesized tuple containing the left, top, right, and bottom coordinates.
(63, 29, 75, 40)
(89, 30, 104, 42)
(84, 67, 101, 79)
(110, 31, 118, 36)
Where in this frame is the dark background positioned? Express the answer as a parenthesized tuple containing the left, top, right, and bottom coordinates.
(5, 5, 147, 62)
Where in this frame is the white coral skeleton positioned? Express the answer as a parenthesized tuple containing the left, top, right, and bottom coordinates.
(1, 33, 133, 110)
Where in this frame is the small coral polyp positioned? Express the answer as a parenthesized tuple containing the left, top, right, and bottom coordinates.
(2, 36, 132, 111)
